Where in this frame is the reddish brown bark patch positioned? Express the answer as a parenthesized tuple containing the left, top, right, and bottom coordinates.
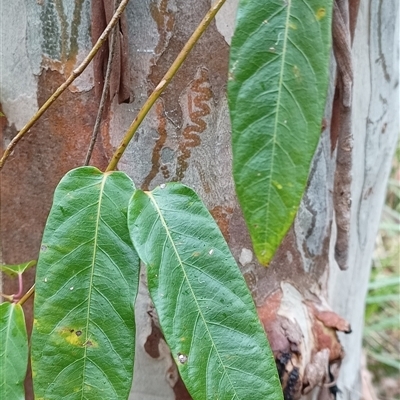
(1, 68, 108, 399)
(210, 205, 234, 241)
(257, 288, 348, 399)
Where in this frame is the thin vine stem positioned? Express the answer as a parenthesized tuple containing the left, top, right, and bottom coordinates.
(17, 284, 35, 306)
(84, 2, 120, 166)
(105, 0, 227, 172)
(4, 0, 225, 312)
(0, 0, 131, 172)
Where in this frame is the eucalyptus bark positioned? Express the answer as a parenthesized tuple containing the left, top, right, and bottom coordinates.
(0, 0, 398, 399)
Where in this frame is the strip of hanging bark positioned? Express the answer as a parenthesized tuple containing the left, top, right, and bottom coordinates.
(331, 0, 354, 270)
(91, 0, 133, 104)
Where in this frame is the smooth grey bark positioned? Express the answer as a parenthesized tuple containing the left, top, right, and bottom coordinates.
(0, 0, 398, 399)
(328, 1, 399, 397)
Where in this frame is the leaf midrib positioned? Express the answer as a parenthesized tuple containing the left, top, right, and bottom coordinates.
(80, 175, 108, 399)
(146, 191, 239, 399)
(264, 0, 292, 253)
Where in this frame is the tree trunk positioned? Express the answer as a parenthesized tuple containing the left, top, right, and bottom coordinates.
(0, 0, 398, 399)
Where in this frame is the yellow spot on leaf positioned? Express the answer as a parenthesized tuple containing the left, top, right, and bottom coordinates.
(65, 333, 81, 346)
(289, 22, 297, 30)
(316, 7, 326, 20)
(57, 327, 83, 346)
(273, 181, 283, 190)
(293, 65, 301, 80)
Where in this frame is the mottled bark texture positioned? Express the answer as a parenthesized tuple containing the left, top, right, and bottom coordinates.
(0, 0, 398, 399)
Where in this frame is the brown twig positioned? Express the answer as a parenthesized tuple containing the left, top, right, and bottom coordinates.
(17, 284, 35, 306)
(105, 0, 227, 172)
(84, 1, 120, 166)
(0, 0, 131, 172)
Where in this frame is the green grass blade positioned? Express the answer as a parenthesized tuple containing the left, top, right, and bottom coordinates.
(31, 167, 139, 399)
(366, 294, 400, 304)
(368, 276, 400, 290)
(128, 183, 283, 400)
(364, 317, 400, 334)
(367, 351, 400, 370)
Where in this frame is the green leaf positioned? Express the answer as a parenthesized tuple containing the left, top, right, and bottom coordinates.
(31, 167, 139, 400)
(128, 183, 283, 400)
(0, 302, 28, 400)
(0, 260, 37, 277)
(228, 0, 333, 265)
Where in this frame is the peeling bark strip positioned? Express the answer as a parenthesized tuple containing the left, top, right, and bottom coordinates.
(257, 286, 349, 399)
(91, 0, 133, 104)
(332, 0, 355, 270)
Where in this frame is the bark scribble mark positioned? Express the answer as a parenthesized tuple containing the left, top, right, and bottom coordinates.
(150, 0, 175, 58)
(142, 102, 169, 190)
(377, 0, 390, 82)
(175, 68, 212, 181)
(141, 0, 176, 190)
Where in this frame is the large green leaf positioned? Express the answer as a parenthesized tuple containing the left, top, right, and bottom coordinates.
(128, 183, 283, 400)
(0, 302, 28, 400)
(228, 0, 333, 265)
(31, 167, 139, 399)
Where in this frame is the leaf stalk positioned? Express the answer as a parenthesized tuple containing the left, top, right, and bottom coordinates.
(17, 284, 35, 306)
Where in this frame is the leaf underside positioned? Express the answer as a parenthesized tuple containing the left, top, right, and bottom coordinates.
(228, 0, 333, 265)
(0, 302, 28, 400)
(128, 183, 283, 400)
(31, 167, 139, 400)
